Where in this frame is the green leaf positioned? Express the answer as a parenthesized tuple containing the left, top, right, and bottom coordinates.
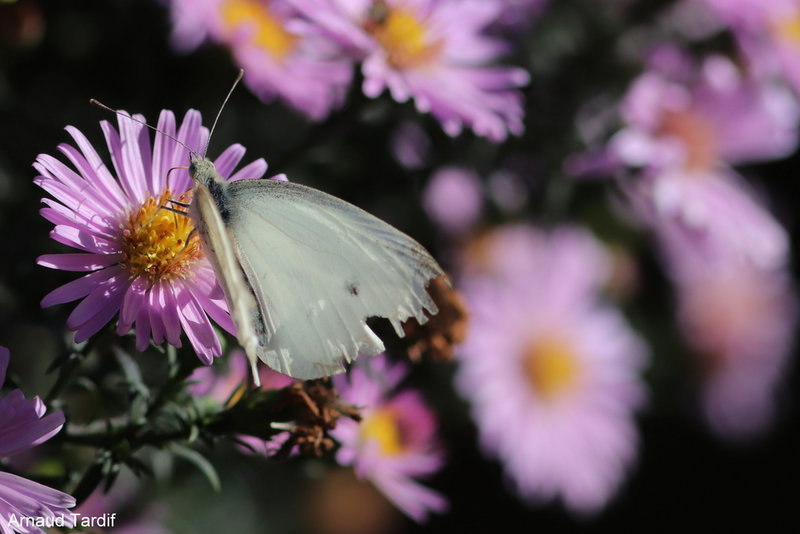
(113, 347, 149, 398)
(169, 444, 221, 493)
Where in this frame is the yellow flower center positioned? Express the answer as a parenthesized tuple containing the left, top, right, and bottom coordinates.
(365, 2, 442, 69)
(120, 189, 203, 283)
(522, 335, 580, 401)
(773, 12, 800, 45)
(659, 110, 718, 171)
(221, 0, 297, 59)
(359, 407, 403, 456)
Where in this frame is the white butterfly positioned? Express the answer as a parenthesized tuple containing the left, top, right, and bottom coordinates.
(187, 156, 446, 383)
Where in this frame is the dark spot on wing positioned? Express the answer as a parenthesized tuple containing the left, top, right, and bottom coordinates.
(346, 281, 359, 296)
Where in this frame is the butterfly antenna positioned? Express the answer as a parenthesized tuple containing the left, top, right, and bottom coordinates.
(203, 68, 244, 157)
(89, 99, 199, 159)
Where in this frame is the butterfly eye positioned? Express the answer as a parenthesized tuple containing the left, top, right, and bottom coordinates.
(188, 161, 197, 178)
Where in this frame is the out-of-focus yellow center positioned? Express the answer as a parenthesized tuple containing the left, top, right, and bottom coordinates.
(660, 110, 718, 171)
(366, 4, 441, 69)
(120, 190, 202, 282)
(522, 335, 580, 401)
(359, 407, 403, 456)
(222, 0, 297, 59)
(773, 13, 800, 45)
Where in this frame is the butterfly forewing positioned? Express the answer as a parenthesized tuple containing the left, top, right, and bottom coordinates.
(223, 179, 445, 379)
(189, 175, 264, 384)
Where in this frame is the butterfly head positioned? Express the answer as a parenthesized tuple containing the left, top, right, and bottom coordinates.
(188, 155, 221, 188)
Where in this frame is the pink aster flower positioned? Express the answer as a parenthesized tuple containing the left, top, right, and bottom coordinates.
(34, 109, 268, 364)
(611, 52, 798, 173)
(0, 347, 76, 532)
(330, 354, 447, 522)
(293, 0, 529, 141)
(167, 0, 352, 120)
(657, 226, 798, 439)
(612, 51, 796, 269)
(456, 226, 647, 515)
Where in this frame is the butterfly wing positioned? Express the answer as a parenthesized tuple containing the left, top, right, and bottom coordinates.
(189, 181, 264, 383)
(225, 179, 446, 379)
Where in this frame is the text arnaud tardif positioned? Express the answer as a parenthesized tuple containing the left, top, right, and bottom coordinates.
(7, 512, 117, 529)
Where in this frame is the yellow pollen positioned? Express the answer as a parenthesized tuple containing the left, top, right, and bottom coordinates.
(522, 335, 580, 401)
(366, 6, 442, 69)
(222, 0, 297, 59)
(359, 408, 404, 456)
(659, 110, 718, 171)
(120, 189, 202, 283)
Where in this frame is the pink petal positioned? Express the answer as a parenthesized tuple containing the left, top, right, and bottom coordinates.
(152, 109, 178, 193)
(100, 118, 142, 205)
(158, 281, 184, 347)
(0, 409, 65, 457)
(65, 124, 129, 205)
(147, 282, 167, 345)
(118, 276, 148, 331)
(48, 224, 118, 254)
(213, 144, 246, 179)
(57, 142, 127, 211)
(66, 272, 129, 340)
(228, 158, 268, 182)
(135, 297, 154, 351)
(176, 109, 206, 159)
(39, 198, 118, 241)
(34, 156, 116, 214)
(38, 253, 121, 272)
(176, 289, 220, 364)
(40, 267, 124, 307)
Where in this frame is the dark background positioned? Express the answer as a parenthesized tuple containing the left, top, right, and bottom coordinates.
(0, 0, 798, 532)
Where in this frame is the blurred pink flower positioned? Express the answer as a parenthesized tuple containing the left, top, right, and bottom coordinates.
(189, 350, 294, 456)
(626, 167, 789, 270)
(389, 121, 431, 170)
(611, 53, 798, 172)
(293, 0, 529, 141)
(612, 51, 795, 269)
(458, 225, 612, 296)
(0, 347, 75, 532)
(456, 226, 648, 515)
(422, 166, 483, 235)
(331, 354, 447, 522)
(35, 109, 268, 363)
(698, 0, 800, 95)
(658, 228, 797, 439)
(189, 349, 295, 402)
(683, 267, 796, 438)
(168, 0, 353, 120)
